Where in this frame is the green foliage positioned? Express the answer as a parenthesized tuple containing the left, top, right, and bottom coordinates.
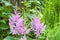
(4, 36, 20, 40)
(0, 0, 60, 40)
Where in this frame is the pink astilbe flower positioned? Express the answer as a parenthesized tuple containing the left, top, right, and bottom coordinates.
(9, 10, 30, 36)
(15, 25, 31, 34)
(31, 16, 45, 37)
(15, 25, 30, 40)
(9, 13, 22, 35)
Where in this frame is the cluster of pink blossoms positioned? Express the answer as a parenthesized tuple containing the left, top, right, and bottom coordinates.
(9, 9, 30, 40)
(9, 10, 45, 40)
(31, 16, 45, 37)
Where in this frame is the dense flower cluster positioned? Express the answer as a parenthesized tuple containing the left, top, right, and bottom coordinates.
(9, 10, 45, 40)
(9, 10, 30, 40)
(31, 16, 45, 37)
(9, 9, 23, 35)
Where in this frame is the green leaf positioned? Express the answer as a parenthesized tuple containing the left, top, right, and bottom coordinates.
(0, 7, 4, 10)
(4, 36, 12, 40)
(29, 0, 40, 5)
(13, 37, 20, 40)
(4, 36, 20, 40)
(0, 20, 6, 24)
(30, 9, 36, 13)
(0, 24, 9, 30)
(24, 1, 31, 7)
(2, 1, 12, 6)
(27, 36, 32, 40)
(26, 13, 32, 19)
(2, 12, 9, 16)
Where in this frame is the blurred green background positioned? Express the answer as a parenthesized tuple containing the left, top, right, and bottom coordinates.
(0, 0, 60, 40)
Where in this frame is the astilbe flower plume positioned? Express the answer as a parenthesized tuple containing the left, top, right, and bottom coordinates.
(31, 16, 45, 37)
(9, 10, 21, 35)
(9, 9, 30, 40)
